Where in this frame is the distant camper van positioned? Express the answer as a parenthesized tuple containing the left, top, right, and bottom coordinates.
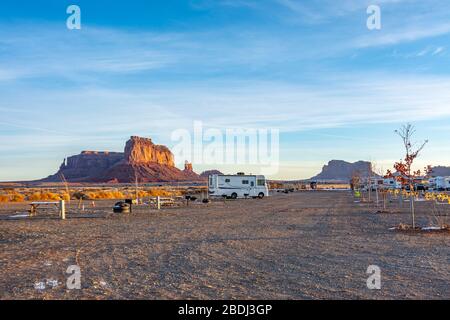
(383, 178, 402, 190)
(429, 176, 450, 191)
(208, 174, 269, 199)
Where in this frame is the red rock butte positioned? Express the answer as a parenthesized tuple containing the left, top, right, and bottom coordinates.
(41, 136, 201, 183)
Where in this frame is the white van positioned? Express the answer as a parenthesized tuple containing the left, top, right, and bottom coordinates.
(208, 174, 269, 199)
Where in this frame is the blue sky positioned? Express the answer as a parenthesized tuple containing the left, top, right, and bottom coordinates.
(1, 0, 450, 181)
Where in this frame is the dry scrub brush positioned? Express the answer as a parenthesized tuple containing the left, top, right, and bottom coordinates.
(0, 187, 184, 203)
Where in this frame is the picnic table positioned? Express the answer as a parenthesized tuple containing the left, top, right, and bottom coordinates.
(29, 201, 65, 219)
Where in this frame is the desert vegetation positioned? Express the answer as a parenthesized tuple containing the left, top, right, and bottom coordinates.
(0, 186, 190, 203)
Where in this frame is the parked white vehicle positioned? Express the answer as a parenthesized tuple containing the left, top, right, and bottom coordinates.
(208, 173, 269, 199)
(428, 177, 437, 190)
(383, 178, 402, 190)
(429, 176, 450, 191)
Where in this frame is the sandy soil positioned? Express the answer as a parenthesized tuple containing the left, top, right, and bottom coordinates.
(0, 191, 449, 300)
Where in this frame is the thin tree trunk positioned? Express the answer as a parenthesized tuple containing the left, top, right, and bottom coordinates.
(410, 194, 415, 229)
(376, 186, 379, 208)
(410, 181, 416, 229)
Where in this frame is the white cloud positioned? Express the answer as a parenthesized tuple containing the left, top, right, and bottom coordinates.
(432, 47, 445, 56)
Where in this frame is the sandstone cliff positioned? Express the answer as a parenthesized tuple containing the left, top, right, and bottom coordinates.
(125, 136, 174, 166)
(42, 136, 201, 183)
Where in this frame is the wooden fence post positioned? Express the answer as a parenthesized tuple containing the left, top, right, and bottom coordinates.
(60, 200, 66, 220)
(157, 196, 161, 210)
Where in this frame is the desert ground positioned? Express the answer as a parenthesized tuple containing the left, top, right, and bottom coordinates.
(0, 190, 448, 300)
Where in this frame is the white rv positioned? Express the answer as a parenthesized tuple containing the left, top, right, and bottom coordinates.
(208, 173, 269, 199)
(383, 178, 402, 190)
(429, 176, 450, 191)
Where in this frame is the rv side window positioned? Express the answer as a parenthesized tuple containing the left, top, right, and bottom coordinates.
(225, 179, 230, 183)
(242, 180, 249, 184)
(257, 179, 265, 186)
(209, 177, 212, 186)
(251, 181, 254, 187)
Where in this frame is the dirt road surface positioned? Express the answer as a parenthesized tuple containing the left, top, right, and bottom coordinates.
(0, 191, 448, 299)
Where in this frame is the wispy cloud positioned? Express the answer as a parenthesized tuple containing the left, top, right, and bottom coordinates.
(0, 25, 184, 82)
(355, 22, 450, 48)
(432, 47, 445, 55)
(3, 74, 450, 140)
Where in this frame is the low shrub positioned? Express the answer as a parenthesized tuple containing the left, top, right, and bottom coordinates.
(10, 193, 25, 202)
(27, 192, 65, 201)
(84, 190, 126, 200)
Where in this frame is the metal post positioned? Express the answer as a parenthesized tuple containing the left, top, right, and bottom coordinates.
(157, 196, 161, 210)
(60, 200, 66, 220)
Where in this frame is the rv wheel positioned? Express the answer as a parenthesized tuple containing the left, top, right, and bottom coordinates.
(258, 192, 265, 199)
(231, 193, 238, 199)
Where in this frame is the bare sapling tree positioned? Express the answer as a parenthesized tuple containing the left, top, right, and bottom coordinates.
(59, 172, 71, 204)
(371, 162, 386, 211)
(389, 124, 428, 229)
(368, 162, 372, 203)
(350, 170, 363, 201)
(350, 170, 361, 191)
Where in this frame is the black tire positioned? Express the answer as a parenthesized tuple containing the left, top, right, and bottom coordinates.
(113, 202, 130, 213)
(258, 192, 265, 199)
(231, 193, 238, 199)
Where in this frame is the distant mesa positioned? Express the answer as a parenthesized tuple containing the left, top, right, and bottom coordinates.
(41, 136, 201, 183)
(430, 166, 450, 177)
(310, 160, 375, 181)
(199, 170, 223, 179)
(310, 161, 450, 182)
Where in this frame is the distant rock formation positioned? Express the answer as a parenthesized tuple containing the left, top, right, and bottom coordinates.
(184, 161, 193, 172)
(42, 136, 201, 183)
(180, 161, 202, 180)
(430, 166, 450, 177)
(54, 151, 123, 182)
(125, 136, 174, 166)
(199, 170, 223, 179)
(311, 160, 374, 181)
